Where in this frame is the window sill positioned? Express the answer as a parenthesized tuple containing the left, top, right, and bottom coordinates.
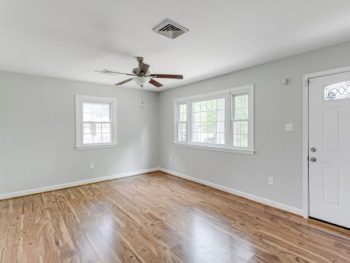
(75, 143, 118, 150)
(173, 142, 255, 155)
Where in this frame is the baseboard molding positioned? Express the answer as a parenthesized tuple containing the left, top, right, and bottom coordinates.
(160, 167, 304, 216)
(1, 167, 304, 217)
(0, 167, 160, 200)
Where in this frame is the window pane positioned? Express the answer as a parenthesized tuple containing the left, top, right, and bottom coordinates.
(233, 120, 249, 148)
(217, 110, 225, 121)
(102, 133, 111, 143)
(201, 111, 208, 121)
(179, 123, 186, 132)
(92, 133, 102, 143)
(193, 102, 201, 112)
(193, 112, 200, 122)
(241, 121, 248, 135)
(83, 134, 92, 144)
(83, 103, 111, 122)
(83, 122, 111, 144)
(92, 104, 101, 121)
(234, 134, 241, 147)
(86, 123, 97, 134)
(180, 113, 186, 122)
(217, 133, 225, 144)
(83, 112, 92, 122)
(192, 133, 200, 142)
(101, 104, 111, 122)
(177, 123, 186, 143)
(83, 123, 92, 133)
(208, 111, 216, 122)
(232, 93, 250, 148)
(218, 99, 225, 110)
(208, 122, 216, 133)
(241, 134, 248, 148)
(208, 100, 216, 110)
(217, 122, 225, 133)
(83, 103, 93, 113)
(177, 103, 187, 143)
(179, 104, 187, 114)
(102, 123, 111, 133)
(191, 98, 225, 145)
(201, 100, 209, 111)
(192, 123, 199, 133)
(179, 132, 186, 143)
(234, 94, 249, 120)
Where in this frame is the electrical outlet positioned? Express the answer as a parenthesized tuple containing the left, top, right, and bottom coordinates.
(268, 176, 274, 185)
(89, 162, 95, 169)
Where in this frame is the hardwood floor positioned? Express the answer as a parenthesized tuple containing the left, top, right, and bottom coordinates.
(1, 172, 350, 263)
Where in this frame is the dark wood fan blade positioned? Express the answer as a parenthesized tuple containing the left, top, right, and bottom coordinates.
(150, 74, 183, 79)
(115, 78, 133, 85)
(149, 78, 163, 88)
(96, 69, 135, 76)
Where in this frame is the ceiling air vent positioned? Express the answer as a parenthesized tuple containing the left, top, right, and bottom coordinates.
(153, 19, 189, 39)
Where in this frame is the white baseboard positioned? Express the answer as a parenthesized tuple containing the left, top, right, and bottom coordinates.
(0, 167, 160, 200)
(1, 167, 304, 217)
(160, 167, 304, 216)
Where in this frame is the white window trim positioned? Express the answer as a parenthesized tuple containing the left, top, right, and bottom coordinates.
(173, 85, 255, 154)
(75, 95, 118, 150)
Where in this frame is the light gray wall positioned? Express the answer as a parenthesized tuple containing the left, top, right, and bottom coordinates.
(2, 41, 350, 208)
(159, 41, 350, 209)
(0, 72, 159, 194)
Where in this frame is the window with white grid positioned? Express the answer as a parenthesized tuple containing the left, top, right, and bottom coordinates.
(192, 98, 225, 145)
(75, 95, 117, 148)
(232, 94, 249, 148)
(173, 85, 254, 153)
(176, 103, 187, 143)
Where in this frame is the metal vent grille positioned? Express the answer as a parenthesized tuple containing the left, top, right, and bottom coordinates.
(153, 19, 188, 39)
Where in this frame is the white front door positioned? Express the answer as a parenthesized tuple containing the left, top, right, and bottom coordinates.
(309, 71, 350, 228)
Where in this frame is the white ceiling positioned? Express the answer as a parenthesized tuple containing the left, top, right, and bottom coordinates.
(1, 0, 350, 91)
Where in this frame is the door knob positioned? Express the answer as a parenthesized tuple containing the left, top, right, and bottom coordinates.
(310, 157, 317, 162)
(310, 147, 317, 152)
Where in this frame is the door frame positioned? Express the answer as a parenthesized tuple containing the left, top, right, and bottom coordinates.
(302, 65, 350, 218)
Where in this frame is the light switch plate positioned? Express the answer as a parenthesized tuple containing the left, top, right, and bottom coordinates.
(284, 123, 294, 132)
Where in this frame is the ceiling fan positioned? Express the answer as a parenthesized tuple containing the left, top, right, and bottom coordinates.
(96, 57, 183, 88)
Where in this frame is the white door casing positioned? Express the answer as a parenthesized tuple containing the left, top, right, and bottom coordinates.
(309, 71, 350, 228)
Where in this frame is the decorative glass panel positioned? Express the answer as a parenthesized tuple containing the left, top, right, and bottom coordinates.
(324, 81, 350, 101)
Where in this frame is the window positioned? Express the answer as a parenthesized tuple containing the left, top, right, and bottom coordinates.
(174, 85, 254, 153)
(324, 81, 350, 101)
(75, 95, 117, 149)
(232, 94, 249, 148)
(175, 103, 187, 143)
(192, 98, 225, 145)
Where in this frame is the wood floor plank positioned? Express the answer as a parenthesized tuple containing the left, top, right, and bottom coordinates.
(1, 171, 350, 263)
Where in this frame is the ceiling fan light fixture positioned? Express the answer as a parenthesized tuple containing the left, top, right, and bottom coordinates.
(134, 76, 147, 87)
